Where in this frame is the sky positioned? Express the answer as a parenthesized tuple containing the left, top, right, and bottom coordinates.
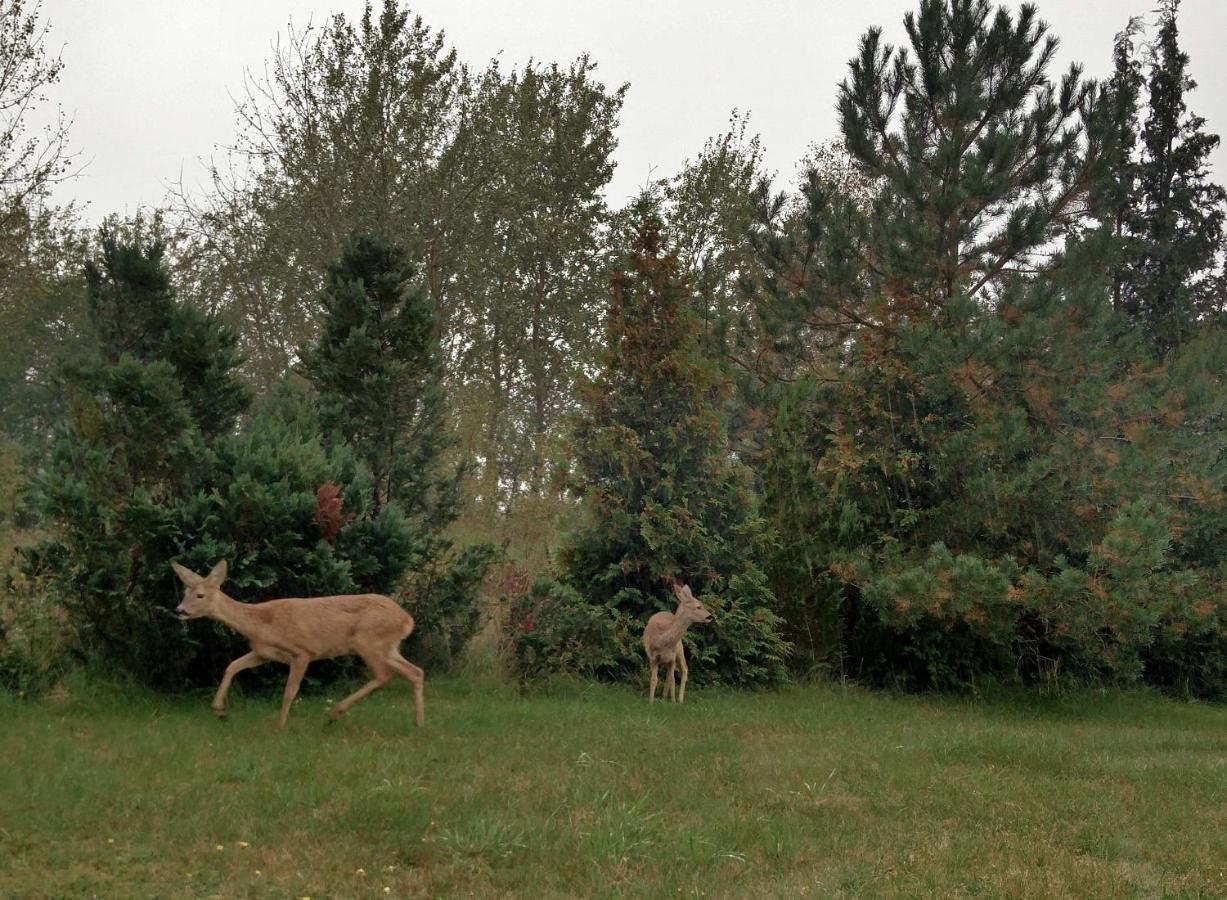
(37, 0, 1227, 223)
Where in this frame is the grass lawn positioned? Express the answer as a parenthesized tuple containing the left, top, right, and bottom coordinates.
(0, 676, 1224, 899)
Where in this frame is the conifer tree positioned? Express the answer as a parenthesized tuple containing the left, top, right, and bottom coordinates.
(838, 0, 1098, 308)
(85, 230, 250, 436)
(300, 233, 492, 669)
(1127, 0, 1225, 352)
(552, 208, 789, 686)
(1090, 17, 1144, 312)
(301, 233, 456, 524)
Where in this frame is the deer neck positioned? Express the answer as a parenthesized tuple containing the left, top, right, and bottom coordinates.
(657, 603, 696, 648)
(208, 592, 266, 643)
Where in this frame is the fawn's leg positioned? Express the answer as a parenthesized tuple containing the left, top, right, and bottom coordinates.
(387, 653, 426, 727)
(277, 656, 310, 730)
(665, 656, 677, 701)
(328, 655, 392, 721)
(677, 645, 689, 704)
(648, 656, 659, 704)
(212, 651, 265, 717)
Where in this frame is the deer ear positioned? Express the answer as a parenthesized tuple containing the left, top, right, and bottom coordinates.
(171, 562, 202, 587)
(206, 559, 228, 586)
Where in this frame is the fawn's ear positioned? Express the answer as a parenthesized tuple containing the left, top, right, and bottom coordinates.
(205, 559, 228, 586)
(171, 562, 202, 587)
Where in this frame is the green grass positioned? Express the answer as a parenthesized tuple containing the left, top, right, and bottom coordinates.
(1, 676, 1224, 899)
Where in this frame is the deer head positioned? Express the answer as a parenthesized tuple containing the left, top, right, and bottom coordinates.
(670, 581, 712, 624)
(171, 560, 228, 619)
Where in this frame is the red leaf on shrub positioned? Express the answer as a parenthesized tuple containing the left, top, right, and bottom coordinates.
(312, 482, 354, 543)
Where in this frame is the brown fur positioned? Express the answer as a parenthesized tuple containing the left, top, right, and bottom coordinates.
(642, 581, 712, 704)
(171, 560, 424, 730)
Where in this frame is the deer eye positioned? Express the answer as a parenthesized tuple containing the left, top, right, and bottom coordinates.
(195, 592, 205, 599)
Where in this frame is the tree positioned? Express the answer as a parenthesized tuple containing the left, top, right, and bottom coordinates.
(178, 0, 468, 389)
(1125, 0, 1226, 352)
(0, 0, 74, 230)
(0, 0, 80, 447)
(301, 233, 493, 671)
(448, 57, 625, 505)
(838, 0, 1099, 309)
(301, 233, 454, 519)
(738, 0, 1227, 687)
(28, 232, 423, 689)
(1089, 17, 1144, 313)
(522, 210, 789, 686)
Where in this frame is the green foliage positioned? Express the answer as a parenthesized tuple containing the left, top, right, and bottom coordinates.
(86, 229, 250, 437)
(506, 576, 624, 682)
(302, 233, 457, 518)
(0, 564, 71, 696)
(400, 542, 498, 671)
(27, 237, 419, 689)
(543, 211, 790, 686)
(737, 0, 1227, 695)
(302, 232, 493, 672)
(1132, 1, 1225, 351)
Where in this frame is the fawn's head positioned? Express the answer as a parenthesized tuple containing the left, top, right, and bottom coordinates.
(670, 581, 712, 624)
(171, 560, 228, 619)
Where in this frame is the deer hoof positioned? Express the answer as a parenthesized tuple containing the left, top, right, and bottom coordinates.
(211, 706, 227, 719)
(327, 707, 342, 722)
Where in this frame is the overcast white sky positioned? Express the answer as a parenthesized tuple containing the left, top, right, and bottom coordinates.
(39, 0, 1227, 223)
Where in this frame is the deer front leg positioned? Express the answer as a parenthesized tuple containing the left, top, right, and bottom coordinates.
(665, 656, 677, 701)
(677, 645, 689, 704)
(277, 656, 310, 730)
(212, 651, 266, 718)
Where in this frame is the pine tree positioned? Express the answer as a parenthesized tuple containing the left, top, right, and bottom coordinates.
(551, 208, 789, 686)
(1127, 0, 1226, 352)
(837, 0, 1098, 309)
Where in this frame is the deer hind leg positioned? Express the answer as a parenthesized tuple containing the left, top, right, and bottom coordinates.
(677, 644, 690, 704)
(328, 652, 392, 722)
(648, 656, 660, 704)
(387, 652, 425, 727)
(277, 656, 310, 730)
(212, 650, 266, 718)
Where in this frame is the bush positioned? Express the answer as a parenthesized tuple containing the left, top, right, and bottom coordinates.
(507, 576, 626, 681)
(0, 567, 73, 696)
(33, 382, 418, 690)
(399, 542, 497, 670)
(507, 571, 791, 688)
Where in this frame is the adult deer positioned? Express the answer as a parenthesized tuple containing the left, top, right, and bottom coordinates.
(642, 580, 712, 704)
(171, 560, 424, 730)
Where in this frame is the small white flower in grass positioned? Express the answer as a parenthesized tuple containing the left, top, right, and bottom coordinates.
(238, 841, 250, 849)
(383, 888, 391, 895)
(106, 838, 114, 844)
(215, 844, 225, 852)
(254, 870, 262, 876)
(355, 868, 366, 876)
